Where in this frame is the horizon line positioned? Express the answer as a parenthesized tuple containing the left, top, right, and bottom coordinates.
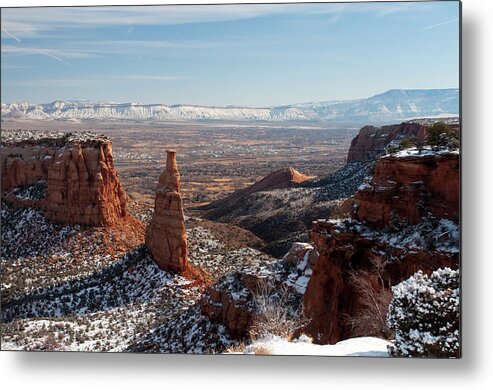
(1, 87, 460, 108)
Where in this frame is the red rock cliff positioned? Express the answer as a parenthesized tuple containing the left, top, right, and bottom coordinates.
(1, 135, 128, 226)
(356, 152, 460, 228)
(145, 150, 189, 273)
(302, 151, 460, 345)
(45, 142, 127, 225)
(347, 123, 427, 162)
(1, 149, 52, 192)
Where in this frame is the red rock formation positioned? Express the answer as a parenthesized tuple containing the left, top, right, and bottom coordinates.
(1, 137, 128, 226)
(347, 122, 427, 162)
(145, 150, 189, 273)
(1, 152, 52, 192)
(356, 153, 460, 228)
(203, 167, 313, 212)
(200, 280, 254, 339)
(303, 219, 458, 345)
(303, 152, 460, 345)
(45, 142, 127, 225)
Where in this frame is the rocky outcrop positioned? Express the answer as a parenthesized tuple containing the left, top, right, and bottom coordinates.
(199, 272, 260, 340)
(347, 122, 427, 162)
(203, 167, 313, 214)
(45, 142, 127, 225)
(356, 152, 460, 228)
(200, 167, 325, 257)
(1, 151, 52, 192)
(145, 150, 189, 273)
(302, 151, 460, 345)
(303, 219, 458, 344)
(200, 242, 318, 340)
(1, 133, 128, 226)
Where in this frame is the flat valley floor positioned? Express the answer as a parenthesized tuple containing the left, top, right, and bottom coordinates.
(0, 120, 358, 208)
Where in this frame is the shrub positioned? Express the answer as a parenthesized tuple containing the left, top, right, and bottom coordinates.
(344, 257, 393, 339)
(399, 139, 415, 150)
(249, 280, 308, 341)
(426, 122, 459, 150)
(387, 268, 460, 358)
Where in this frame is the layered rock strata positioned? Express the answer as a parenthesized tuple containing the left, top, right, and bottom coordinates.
(347, 122, 427, 162)
(356, 152, 460, 227)
(1, 133, 128, 226)
(302, 151, 460, 344)
(200, 242, 318, 340)
(145, 150, 189, 273)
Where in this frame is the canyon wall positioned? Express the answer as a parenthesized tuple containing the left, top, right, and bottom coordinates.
(347, 123, 427, 162)
(355, 153, 460, 228)
(302, 151, 460, 344)
(1, 134, 128, 226)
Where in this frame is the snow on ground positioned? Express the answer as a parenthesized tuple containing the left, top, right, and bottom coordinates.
(187, 225, 275, 277)
(325, 216, 460, 257)
(386, 146, 459, 158)
(2, 201, 275, 353)
(241, 335, 392, 357)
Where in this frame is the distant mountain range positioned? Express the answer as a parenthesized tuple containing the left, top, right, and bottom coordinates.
(1, 89, 459, 124)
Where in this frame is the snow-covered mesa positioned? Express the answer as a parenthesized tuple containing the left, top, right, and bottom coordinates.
(1, 89, 459, 123)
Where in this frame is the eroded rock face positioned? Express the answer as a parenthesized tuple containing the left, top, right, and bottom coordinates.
(199, 273, 258, 340)
(347, 123, 427, 163)
(1, 151, 52, 192)
(302, 152, 460, 345)
(145, 151, 189, 273)
(45, 142, 127, 225)
(1, 135, 128, 226)
(356, 153, 460, 228)
(303, 220, 458, 344)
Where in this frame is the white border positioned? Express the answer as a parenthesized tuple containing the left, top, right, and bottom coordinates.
(1, 0, 492, 389)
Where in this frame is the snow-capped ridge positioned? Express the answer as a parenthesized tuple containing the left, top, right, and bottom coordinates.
(1, 88, 459, 124)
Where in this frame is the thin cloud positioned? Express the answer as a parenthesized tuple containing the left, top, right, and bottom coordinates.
(9, 74, 189, 87)
(11, 79, 86, 87)
(40, 51, 71, 66)
(3, 46, 72, 66)
(1, 27, 21, 42)
(83, 39, 219, 50)
(327, 14, 341, 25)
(0, 4, 308, 38)
(3, 45, 96, 64)
(0, 2, 437, 40)
(1, 63, 30, 69)
(122, 75, 190, 81)
(423, 18, 459, 31)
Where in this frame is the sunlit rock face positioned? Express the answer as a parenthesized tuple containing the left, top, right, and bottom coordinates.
(145, 150, 189, 273)
(1, 134, 128, 226)
(303, 151, 460, 345)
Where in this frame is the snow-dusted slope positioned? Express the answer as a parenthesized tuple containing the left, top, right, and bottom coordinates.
(1, 89, 459, 123)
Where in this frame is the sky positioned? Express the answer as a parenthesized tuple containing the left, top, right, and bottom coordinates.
(1, 1, 460, 107)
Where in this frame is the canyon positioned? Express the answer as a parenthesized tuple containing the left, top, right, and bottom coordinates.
(198, 122, 460, 345)
(303, 147, 460, 344)
(1, 118, 460, 353)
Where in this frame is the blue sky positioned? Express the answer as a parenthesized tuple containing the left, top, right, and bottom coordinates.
(1, 1, 460, 106)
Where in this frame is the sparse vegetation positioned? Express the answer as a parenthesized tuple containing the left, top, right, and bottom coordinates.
(426, 122, 459, 150)
(249, 280, 308, 341)
(387, 268, 460, 358)
(344, 258, 393, 339)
